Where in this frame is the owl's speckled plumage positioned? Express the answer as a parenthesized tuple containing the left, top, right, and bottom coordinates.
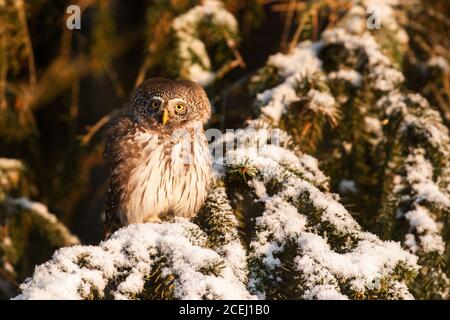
(103, 78, 212, 239)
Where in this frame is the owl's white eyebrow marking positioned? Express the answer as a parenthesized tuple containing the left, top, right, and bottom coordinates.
(151, 96, 164, 102)
(169, 98, 186, 104)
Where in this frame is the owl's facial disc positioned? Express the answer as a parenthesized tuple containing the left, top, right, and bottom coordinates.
(145, 96, 191, 127)
(133, 78, 211, 127)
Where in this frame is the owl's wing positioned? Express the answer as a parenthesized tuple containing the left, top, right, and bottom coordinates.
(103, 115, 134, 239)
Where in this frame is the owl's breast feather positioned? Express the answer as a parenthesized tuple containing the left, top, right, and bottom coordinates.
(122, 129, 211, 224)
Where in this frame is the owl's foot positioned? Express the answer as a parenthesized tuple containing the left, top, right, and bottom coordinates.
(143, 216, 162, 224)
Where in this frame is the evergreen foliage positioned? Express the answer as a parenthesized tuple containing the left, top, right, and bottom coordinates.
(0, 0, 449, 300)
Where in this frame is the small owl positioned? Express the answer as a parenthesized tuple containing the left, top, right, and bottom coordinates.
(103, 78, 212, 239)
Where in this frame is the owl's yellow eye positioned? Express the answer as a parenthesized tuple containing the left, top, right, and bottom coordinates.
(174, 103, 185, 112)
(150, 100, 160, 109)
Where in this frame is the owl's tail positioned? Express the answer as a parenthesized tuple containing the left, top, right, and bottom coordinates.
(102, 210, 122, 240)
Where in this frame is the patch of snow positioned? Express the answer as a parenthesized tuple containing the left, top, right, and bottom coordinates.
(256, 42, 323, 123)
(328, 69, 363, 87)
(428, 56, 449, 73)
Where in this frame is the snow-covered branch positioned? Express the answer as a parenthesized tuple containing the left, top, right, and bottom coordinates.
(172, 0, 240, 86)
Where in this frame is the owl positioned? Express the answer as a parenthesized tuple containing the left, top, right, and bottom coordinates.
(103, 78, 212, 239)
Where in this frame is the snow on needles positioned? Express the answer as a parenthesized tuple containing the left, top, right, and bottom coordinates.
(393, 149, 447, 254)
(255, 42, 326, 123)
(8, 198, 80, 246)
(254, 15, 403, 124)
(377, 91, 450, 257)
(318, 4, 450, 264)
(172, 0, 238, 86)
(14, 220, 254, 300)
(214, 121, 418, 299)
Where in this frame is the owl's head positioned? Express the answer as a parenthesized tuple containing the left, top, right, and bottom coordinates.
(131, 78, 211, 130)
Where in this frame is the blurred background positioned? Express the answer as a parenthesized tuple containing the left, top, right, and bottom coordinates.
(0, 0, 449, 299)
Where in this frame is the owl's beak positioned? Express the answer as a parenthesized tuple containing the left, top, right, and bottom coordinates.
(162, 108, 170, 125)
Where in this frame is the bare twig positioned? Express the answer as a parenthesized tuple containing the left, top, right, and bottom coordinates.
(430, 84, 450, 128)
(79, 107, 126, 146)
(213, 28, 246, 80)
(287, 13, 307, 53)
(215, 59, 242, 80)
(270, 2, 306, 12)
(0, 28, 8, 110)
(15, 0, 37, 88)
(442, 74, 450, 104)
(135, 57, 152, 88)
(280, 0, 297, 53)
(311, 8, 319, 41)
(425, 7, 450, 27)
(105, 64, 125, 99)
(69, 79, 80, 137)
(222, 29, 246, 69)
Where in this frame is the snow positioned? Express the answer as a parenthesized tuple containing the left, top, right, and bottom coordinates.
(303, 285, 349, 300)
(328, 69, 363, 87)
(337, 5, 366, 35)
(404, 152, 450, 208)
(0, 158, 23, 170)
(322, 29, 390, 66)
(307, 89, 337, 114)
(321, 27, 405, 94)
(266, 42, 323, 78)
(296, 234, 416, 297)
(377, 91, 450, 255)
(370, 65, 404, 91)
(393, 149, 449, 255)
(404, 206, 445, 254)
(378, 90, 450, 257)
(405, 206, 439, 234)
(376, 85, 450, 251)
(14, 220, 254, 300)
(364, 116, 383, 145)
(428, 56, 449, 72)
(364, 116, 382, 134)
(189, 0, 446, 300)
(258, 82, 299, 122)
(256, 42, 323, 123)
(186, 64, 215, 87)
